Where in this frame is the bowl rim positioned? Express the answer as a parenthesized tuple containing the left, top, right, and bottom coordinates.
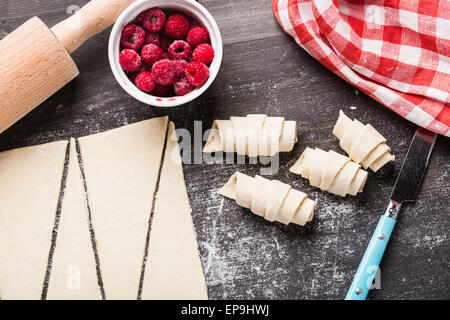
(108, 0, 223, 107)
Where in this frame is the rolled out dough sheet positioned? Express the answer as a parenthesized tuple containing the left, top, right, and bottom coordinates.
(77, 117, 168, 300)
(141, 122, 208, 300)
(0, 140, 68, 300)
(46, 139, 102, 300)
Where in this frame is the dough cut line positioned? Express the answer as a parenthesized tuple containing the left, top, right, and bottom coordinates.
(0, 118, 207, 300)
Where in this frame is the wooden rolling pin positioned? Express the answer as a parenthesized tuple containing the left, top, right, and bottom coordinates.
(0, 0, 135, 134)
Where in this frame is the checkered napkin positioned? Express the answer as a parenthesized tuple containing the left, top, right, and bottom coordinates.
(273, 0, 450, 136)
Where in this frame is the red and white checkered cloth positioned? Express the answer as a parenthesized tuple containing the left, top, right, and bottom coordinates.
(273, 0, 450, 136)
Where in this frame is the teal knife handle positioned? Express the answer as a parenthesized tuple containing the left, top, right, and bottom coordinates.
(345, 214, 397, 300)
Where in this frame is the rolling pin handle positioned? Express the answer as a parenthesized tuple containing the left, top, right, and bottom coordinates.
(51, 0, 135, 54)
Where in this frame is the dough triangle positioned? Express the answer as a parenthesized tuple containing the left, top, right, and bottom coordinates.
(141, 122, 207, 299)
(77, 117, 168, 299)
(218, 172, 238, 200)
(203, 121, 221, 153)
(46, 139, 102, 300)
(0, 140, 68, 299)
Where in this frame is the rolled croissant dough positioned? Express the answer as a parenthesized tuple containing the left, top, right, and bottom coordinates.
(46, 139, 101, 300)
(290, 147, 368, 197)
(0, 140, 68, 300)
(219, 172, 316, 226)
(203, 114, 298, 156)
(333, 110, 394, 172)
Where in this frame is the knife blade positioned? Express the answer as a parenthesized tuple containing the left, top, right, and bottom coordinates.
(390, 127, 437, 204)
(345, 127, 437, 300)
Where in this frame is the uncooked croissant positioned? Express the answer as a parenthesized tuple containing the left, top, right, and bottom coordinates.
(219, 172, 316, 226)
(290, 147, 368, 197)
(203, 115, 297, 156)
(333, 110, 394, 172)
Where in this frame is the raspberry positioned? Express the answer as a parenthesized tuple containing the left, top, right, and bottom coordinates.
(168, 40, 192, 60)
(174, 76, 195, 96)
(140, 8, 166, 33)
(151, 59, 176, 85)
(119, 49, 142, 72)
(140, 64, 152, 72)
(136, 11, 146, 24)
(120, 24, 145, 51)
(165, 14, 190, 39)
(185, 61, 210, 86)
(189, 19, 201, 30)
(127, 71, 138, 83)
(145, 32, 161, 47)
(124, 56, 151, 82)
(153, 84, 170, 97)
(135, 72, 156, 92)
(141, 44, 163, 66)
(187, 27, 209, 48)
(173, 60, 188, 77)
(160, 37, 172, 51)
(193, 43, 214, 66)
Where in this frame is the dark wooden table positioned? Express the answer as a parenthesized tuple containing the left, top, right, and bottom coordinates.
(1, 0, 449, 300)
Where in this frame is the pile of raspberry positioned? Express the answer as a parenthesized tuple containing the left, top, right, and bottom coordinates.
(119, 8, 215, 97)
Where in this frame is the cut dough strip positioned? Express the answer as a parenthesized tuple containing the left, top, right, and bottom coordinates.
(77, 117, 169, 300)
(219, 172, 316, 226)
(203, 114, 298, 156)
(141, 122, 207, 300)
(46, 139, 102, 300)
(333, 110, 395, 172)
(290, 147, 368, 197)
(0, 140, 68, 300)
(77, 117, 207, 300)
(0, 117, 208, 300)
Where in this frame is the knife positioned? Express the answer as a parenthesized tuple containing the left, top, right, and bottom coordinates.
(345, 127, 437, 300)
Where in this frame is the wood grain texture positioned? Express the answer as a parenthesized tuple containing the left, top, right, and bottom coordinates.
(51, 0, 135, 54)
(0, 16, 78, 134)
(0, 0, 448, 300)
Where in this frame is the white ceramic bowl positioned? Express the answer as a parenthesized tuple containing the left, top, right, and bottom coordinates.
(108, 0, 223, 107)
